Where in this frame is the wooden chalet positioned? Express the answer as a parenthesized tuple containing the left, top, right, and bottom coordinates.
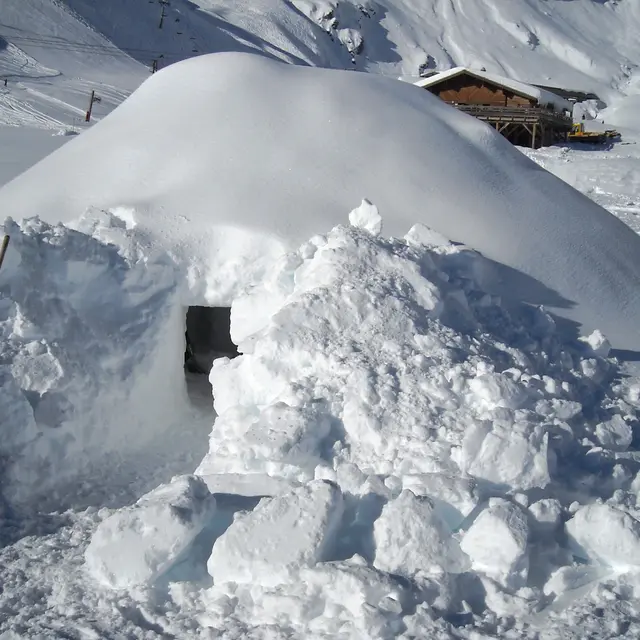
(414, 67, 574, 149)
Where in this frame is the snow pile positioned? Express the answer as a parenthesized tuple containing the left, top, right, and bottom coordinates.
(3, 53, 640, 355)
(2, 210, 640, 636)
(196, 216, 633, 497)
(2, 50, 640, 636)
(157, 215, 640, 633)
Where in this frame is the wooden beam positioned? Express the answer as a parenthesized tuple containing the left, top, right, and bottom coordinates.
(532, 122, 537, 148)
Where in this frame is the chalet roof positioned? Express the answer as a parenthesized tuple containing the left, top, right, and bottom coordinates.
(414, 67, 573, 113)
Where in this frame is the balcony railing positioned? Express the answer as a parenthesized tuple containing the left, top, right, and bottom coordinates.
(447, 103, 573, 127)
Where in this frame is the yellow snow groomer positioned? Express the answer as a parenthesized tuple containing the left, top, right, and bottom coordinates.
(568, 123, 621, 144)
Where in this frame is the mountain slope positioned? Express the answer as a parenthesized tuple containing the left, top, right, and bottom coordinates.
(1, 0, 639, 138)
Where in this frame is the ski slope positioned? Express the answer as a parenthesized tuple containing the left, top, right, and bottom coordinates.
(1, 0, 639, 139)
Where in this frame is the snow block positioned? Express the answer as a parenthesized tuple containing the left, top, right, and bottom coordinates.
(565, 503, 640, 569)
(460, 498, 529, 590)
(579, 330, 611, 358)
(401, 474, 478, 531)
(459, 420, 550, 491)
(543, 565, 604, 597)
(595, 414, 633, 451)
(348, 199, 382, 235)
(207, 479, 344, 586)
(85, 475, 216, 589)
(373, 490, 469, 578)
(528, 498, 563, 535)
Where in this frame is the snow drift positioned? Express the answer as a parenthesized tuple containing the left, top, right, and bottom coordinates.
(1, 52, 640, 354)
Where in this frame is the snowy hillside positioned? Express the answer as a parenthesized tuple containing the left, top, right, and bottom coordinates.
(1, 0, 640, 136)
(1, 1, 639, 183)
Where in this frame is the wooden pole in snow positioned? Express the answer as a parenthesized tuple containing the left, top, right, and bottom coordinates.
(85, 90, 101, 122)
(85, 90, 95, 122)
(0, 235, 10, 273)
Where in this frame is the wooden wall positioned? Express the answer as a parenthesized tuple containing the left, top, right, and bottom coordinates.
(427, 73, 536, 108)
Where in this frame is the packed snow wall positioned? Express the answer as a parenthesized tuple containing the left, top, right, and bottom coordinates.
(0, 213, 212, 511)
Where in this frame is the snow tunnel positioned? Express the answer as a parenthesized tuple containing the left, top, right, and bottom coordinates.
(184, 306, 239, 375)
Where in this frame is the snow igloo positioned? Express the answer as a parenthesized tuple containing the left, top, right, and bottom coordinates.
(2, 51, 640, 516)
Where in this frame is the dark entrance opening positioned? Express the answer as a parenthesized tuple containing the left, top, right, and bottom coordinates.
(184, 306, 239, 375)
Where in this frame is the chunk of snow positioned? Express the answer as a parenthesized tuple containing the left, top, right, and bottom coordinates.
(207, 480, 344, 586)
(565, 503, 640, 569)
(85, 475, 216, 589)
(373, 490, 469, 577)
(529, 498, 563, 535)
(579, 329, 611, 358)
(543, 565, 604, 597)
(348, 199, 382, 235)
(460, 499, 529, 590)
(404, 224, 451, 248)
(468, 373, 532, 411)
(401, 474, 478, 530)
(200, 473, 298, 497)
(457, 421, 550, 491)
(595, 415, 633, 452)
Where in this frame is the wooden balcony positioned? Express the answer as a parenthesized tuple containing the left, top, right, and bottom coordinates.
(447, 104, 573, 148)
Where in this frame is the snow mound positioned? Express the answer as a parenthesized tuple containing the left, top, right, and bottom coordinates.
(85, 475, 215, 589)
(197, 221, 631, 496)
(2, 53, 640, 351)
(207, 479, 344, 586)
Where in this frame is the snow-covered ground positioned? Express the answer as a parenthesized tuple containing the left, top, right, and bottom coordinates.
(2, 1, 640, 638)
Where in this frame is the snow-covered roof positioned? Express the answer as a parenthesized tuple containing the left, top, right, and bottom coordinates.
(414, 66, 573, 112)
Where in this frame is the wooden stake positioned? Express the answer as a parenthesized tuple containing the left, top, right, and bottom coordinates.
(85, 90, 101, 122)
(0, 235, 10, 272)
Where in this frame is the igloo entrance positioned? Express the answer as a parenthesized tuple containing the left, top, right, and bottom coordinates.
(184, 306, 239, 376)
